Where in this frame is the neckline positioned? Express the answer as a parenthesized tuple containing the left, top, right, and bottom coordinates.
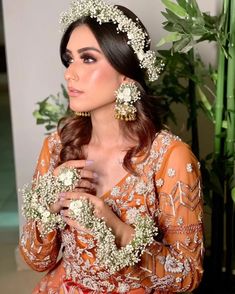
(98, 131, 164, 199)
(99, 172, 130, 199)
(57, 130, 167, 198)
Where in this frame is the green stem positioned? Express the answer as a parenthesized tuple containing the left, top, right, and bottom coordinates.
(214, 50, 225, 157)
(188, 49, 199, 158)
(214, 0, 230, 157)
(225, 0, 235, 159)
(225, 0, 235, 282)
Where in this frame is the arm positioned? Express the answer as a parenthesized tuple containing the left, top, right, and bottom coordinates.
(19, 133, 62, 272)
(129, 142, 204, 292)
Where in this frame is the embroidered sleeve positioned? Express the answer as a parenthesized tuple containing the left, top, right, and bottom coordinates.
(19, 133, 62, 272)
(130, 142, 204, 292)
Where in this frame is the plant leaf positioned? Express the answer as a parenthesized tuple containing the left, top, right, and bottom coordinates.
(232, 187, 235, 203)
(196, 85, 214, 121)
(156, 32, 182, 47)
(176, 0, 187, 10)
(161, 0, 188, 17)
(173, 36, 193, 53)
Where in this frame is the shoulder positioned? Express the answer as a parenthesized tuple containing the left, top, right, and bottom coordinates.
(36, 131, 61, 174)
(151, 129, 200, 173)
(152, 129, 182, 150)
(153, 130, 196, 159)
(43, 131, 61, 155)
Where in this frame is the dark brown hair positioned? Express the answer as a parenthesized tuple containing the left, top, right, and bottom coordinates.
(58, 5, 165, 174)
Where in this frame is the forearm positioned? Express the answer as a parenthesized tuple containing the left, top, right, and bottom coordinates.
(112, 220, 135, 247)
(127, 224, 204, 292)
(19, 221, 61, 272)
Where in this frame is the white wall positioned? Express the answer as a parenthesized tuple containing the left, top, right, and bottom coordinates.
(2, 0, 219, 233)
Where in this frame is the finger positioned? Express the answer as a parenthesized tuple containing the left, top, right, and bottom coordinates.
(63, 159, 93, 169)
(59, 199, 73, 208)
(61, 209, 70, 217)
(49, 200, 63, 213)
(76, 179, 96, 190)
(80, 169, 98, 181)
(62, 215, 90, 233)
(54, 160, 94, 176)
(59, 191, 91, 201)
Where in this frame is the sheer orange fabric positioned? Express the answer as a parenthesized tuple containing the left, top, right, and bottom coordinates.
(19, 130, 204, 293)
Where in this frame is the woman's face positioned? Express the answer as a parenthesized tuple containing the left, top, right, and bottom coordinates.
(64, 25, 124, 114)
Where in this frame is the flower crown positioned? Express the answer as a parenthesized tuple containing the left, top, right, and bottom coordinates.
(60, 0, 164, 82)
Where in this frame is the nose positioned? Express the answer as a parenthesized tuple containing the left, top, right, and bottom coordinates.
(64, 63, 79, 81)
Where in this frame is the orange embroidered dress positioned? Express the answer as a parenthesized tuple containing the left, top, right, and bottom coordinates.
(19, 130, 204, 293)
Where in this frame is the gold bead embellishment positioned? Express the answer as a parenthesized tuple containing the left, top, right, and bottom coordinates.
(75, 112, 91, 117)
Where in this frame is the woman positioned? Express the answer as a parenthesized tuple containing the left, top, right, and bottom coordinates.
(19, 0, 204, 293)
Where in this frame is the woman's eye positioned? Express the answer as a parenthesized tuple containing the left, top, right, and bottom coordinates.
(81, 54, 96, 64)
(62, 53, 74, 66)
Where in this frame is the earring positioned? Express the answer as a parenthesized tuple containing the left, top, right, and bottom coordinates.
(114, 82, 141, 121)
(75, 112, 90, 117)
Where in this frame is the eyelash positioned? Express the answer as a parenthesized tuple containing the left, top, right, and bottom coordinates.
(63, 53, 96, 66)
(81, 53, 96, 63)
(62, 53, 73, 66)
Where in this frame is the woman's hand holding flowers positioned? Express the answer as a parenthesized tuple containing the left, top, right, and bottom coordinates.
(59, 190, 135, 247)
(48, 159, 96, 214)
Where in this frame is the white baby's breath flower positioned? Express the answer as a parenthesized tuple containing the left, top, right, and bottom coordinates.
(58, 169, 75, 186)
(21, 167, 80, 238)
(42, 211, 50, 223)
(38, 206, 45, 214)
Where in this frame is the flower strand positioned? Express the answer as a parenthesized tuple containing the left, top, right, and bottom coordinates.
(21, 167, 81, 238)
(69, 199, 158, 273)
(59, 0, 165, 81)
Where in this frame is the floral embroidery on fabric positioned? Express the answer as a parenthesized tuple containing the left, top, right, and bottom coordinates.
(156, 178, 164, 187)
(167, 168, 176, 177)
(164, 255, 184, 273)
(186, 163, 193, 173)
(19, 130, 204, 293)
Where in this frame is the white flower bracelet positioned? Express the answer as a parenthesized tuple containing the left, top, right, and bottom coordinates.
(69, 199, 158, 274)
(21, 167, 81, 238)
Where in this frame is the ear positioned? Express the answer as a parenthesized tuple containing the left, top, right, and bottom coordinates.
(121, 76, 133, 83)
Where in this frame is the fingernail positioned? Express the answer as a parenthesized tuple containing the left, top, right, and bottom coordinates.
(86, 160, 94, 166)
(59, 193, 65, 199)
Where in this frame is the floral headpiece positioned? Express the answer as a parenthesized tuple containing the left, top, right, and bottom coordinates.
(60, 0, 164, 82)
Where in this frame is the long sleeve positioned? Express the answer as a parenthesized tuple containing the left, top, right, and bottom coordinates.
(128, 141, 204, 292)
(19, 133, 62, 272)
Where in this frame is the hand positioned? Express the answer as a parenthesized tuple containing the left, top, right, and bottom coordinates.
(49, 160, 97, 214)
(60, 190, 135, 247)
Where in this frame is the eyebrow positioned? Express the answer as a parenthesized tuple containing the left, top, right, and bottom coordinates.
(66, 47, 102, 54)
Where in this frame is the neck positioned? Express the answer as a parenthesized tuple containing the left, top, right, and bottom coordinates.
(90, 106, 125, 148)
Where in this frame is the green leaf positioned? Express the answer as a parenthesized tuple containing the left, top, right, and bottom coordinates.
(176, 0, 187, 10)
(156, 32, 182, 47)
(46, 125, 56, 131)
(61, 83, 69, 99)
(232, 187, 235, 203)
(32, 110, 44, 119)
(191, 0, 202, 18)
(196, 85, 214, 121)
(161, 0, 188, 17)
(161, 11, 183, 27)
(173, 36, 193, 53)
(222, 120, 228, 129)
(36, 118, 48, 125)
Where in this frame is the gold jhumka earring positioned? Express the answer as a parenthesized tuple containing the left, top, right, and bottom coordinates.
(114, 82, 141, 121)
(75, 112, 91, 117)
